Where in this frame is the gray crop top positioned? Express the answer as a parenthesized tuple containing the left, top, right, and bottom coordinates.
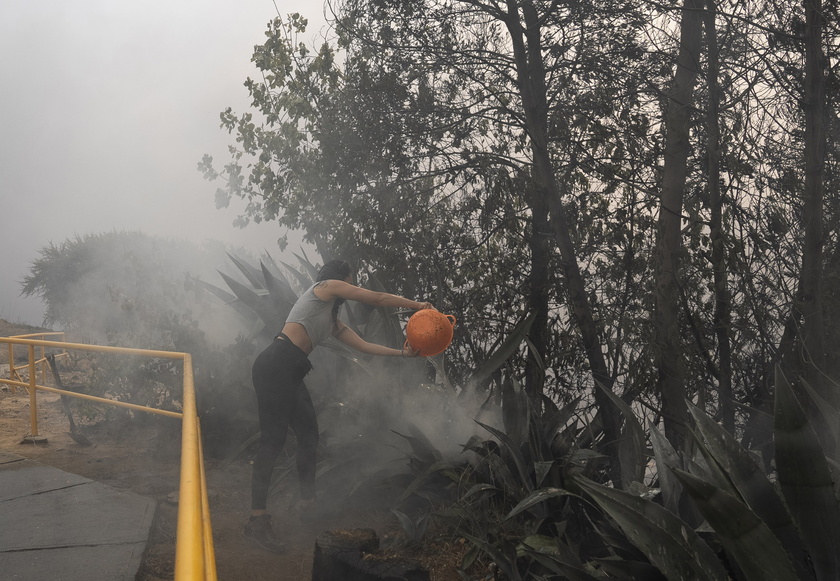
(284, 283, 336, 346)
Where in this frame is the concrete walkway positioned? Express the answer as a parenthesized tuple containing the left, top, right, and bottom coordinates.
(0, 449, 156, 580)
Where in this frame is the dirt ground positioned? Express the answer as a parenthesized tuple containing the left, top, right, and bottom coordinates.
(0, 321, 468, 581)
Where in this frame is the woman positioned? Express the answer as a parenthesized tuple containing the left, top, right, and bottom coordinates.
(243, 259, 434, 552)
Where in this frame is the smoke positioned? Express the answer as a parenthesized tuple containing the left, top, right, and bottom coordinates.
(31, 234, 496, 508)
(304, 346, 501, 510)
(27, 231, 253, 349)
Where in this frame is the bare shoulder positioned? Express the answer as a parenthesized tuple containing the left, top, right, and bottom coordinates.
(312, 279, 352, 300)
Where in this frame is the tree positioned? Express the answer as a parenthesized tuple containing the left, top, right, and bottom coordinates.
(653, 0, 705, 451)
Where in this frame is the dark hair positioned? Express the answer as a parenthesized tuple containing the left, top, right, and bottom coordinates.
(316, 259, 352, 325)
(316, 259, 352, 282)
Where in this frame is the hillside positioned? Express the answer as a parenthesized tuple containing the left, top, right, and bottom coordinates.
(0, 318, 51, 364)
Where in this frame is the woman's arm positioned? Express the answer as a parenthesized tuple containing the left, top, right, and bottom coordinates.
(333, 321, 419, 357)
(314, 280, 433, 311)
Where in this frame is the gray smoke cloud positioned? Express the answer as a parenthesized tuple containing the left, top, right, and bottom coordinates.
(0, 1, 327, 326)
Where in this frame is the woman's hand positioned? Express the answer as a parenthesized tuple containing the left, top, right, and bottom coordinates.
(401, 344, 421, 358)
(417, 301, 436, 310)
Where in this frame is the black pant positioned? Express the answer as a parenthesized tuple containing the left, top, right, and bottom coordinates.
(250, 337, 317, 510)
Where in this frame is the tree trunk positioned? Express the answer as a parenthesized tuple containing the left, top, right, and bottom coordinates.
(654, 0, 704, 451)
(504, 0, 623, 485)
(799, 0, 827, 400)
(525, 181, 550, 406)
(704, 0, 734, 432)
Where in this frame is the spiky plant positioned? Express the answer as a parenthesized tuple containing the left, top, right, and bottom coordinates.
(572, 366, 840, 581)
(390, 344, 840, 581)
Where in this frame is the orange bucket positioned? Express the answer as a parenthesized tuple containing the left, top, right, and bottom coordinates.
(405, 310, 456, 356)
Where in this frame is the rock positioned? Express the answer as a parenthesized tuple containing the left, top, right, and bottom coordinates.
(312, 529, 429, 581)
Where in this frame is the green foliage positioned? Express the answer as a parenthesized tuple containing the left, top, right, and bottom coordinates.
(380, 361, 840, 580)
(570, 367, 840, 581)
(195, 2, 840, 574)
(199, 5, 662, 395)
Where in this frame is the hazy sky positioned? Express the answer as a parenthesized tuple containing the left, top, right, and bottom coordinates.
(0, 1, 327, 325)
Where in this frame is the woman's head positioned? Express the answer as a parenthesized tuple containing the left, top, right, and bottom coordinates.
(316, 259, 352, 282)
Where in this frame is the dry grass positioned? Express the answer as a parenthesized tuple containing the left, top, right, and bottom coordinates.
(0, 319, 52, 364)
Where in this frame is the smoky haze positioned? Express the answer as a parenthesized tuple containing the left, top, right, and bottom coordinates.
(0, 1, 327, 325)
(0, 1, 493, 508)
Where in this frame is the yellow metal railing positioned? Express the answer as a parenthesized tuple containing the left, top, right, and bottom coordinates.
(5, 331, 65, 388)
(0, 335, 217, 581)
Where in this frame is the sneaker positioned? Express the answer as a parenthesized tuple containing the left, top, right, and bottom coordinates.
(243, 514, 286, 553)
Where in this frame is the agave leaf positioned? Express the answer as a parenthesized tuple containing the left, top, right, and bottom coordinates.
(523, 335, 546, 388)
(799, 377, 840, 459)
(260, 261, 299, 306)
(460, 543, 480, 572)
(259, 250, 280, 272)
(569, 448, 607, 463)
(226, 253, 266, 289)
(391, 509, 414, 536)
(318, 336, 379, 376)
(574, 476, 728, 581)
(588, 516, 649, 562)
(280, 260, 314, 290)
(686, 402, 813, 578)
(460, 483, 499, 501)
(592, 558, 667, 580)
(522, 550, 601, 581)
(774, 366, 840, 581)
(396, 459, 460, 504)
(504, 487, 574, 521)
(648, 423, 683, 515)
(479, 444, 527, 497)
(461, 434, 487, 454)
(460, 533, 522, 581)
(541, 393, 559, 415)
(392, 426, 443, 466)
(293, 252, 320, 280)
(218, 271, 277, 325)
(392, 509, 428, 541)
(468, 311, 537, 390)
(476, 419, 533, 493)
(542, 396, 581, 444)
(671, 467, 800, 581)
(364, 307, 403, 349)
(463, 436, 523, 495)
(534, 461, 554, 488)
(685, 416, 739, 496)
(518, 534, 559, 557)
(193, 278, 258, 321)
(194, 277, 237, 303)
(594, 380, 646, 489)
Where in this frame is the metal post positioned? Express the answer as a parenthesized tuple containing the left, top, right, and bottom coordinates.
(7, 343, 14, 393)
(40, 344, 46, 384)
(28, 345, 38, 436)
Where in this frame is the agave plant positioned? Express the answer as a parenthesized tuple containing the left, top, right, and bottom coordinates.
(574, 366, 840, 581)
(389, 336, 840, 581)
(387, 367, 624, 579)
